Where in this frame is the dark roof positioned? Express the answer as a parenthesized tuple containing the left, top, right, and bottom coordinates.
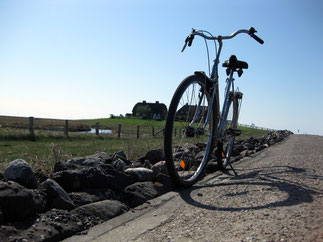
(132, 101, 167, 120)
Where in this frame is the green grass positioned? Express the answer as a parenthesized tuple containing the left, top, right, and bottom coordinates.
(78, 117, 166, 137)
(0, 132, 164, 174)
(0, 116, 269, 175)
(238, 126, 269, 140)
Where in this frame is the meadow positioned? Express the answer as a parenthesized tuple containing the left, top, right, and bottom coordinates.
(0, 116, 268, 174)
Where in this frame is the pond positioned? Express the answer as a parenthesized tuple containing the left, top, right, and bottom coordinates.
(80, 128, 112, 134)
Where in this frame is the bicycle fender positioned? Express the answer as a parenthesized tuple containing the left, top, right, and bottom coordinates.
(194, 71, 213, 89)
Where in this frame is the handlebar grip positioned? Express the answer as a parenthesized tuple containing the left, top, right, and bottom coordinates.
(249, 27, 264, 44)
(251, 33, 264, 44)
(188, 35, 194, 47)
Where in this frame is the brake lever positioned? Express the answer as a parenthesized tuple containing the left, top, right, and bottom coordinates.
(181, 40, 188, 52)
(181, 32, 195, 52)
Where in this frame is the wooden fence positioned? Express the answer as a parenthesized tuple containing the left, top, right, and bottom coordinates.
(6, 117, 274, 141)
(25, 117, 165, 140)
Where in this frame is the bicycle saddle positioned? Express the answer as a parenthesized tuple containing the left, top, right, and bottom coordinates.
(222, 55, 248, 70)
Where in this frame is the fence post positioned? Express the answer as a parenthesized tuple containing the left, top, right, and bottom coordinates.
(137, 125, 140, 139)
(64, 120, 69, 137)
(96, 122, 99, 135)
(152, 127, 155, 137)
(118, 124, 122, 138)
(29, 117, 35, 141)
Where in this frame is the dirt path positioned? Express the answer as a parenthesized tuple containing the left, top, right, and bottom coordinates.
(67, 134, 323, 242)
(134, 135, 323, 241)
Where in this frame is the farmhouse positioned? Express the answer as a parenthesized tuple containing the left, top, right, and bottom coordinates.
(175, 104, 208, 121)
(132, 101, 167, 120)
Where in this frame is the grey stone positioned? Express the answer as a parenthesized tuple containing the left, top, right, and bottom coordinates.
(16, 208, 85, 242)
(240, 150, 249, 158)
(145, 149, 165, 165)
(112, 151, 131, 165)
(86, 152, 112, 163)
(72, 200, 129, 221)
(69, 189, 117, 207)
(112, 158, 126, 172)
(243, 142, 255, 150)
(151, 160, 168, 175)
(4, 159, 38, 189)
(0, 181, 43, 221)
(123, 181, 167, 208)
(183, 143, 198, 150)
(54, 157, 106, 172)
(125, 167, 155, 182)
(41, 178, 75, 210)
(52, 167, 134, 193)
(155, 173, 174, 192)
(51, 169, 83, 192)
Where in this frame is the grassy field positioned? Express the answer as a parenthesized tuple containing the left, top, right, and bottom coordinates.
(0, 115, 90, 132)
(0, 116, 268, 174)
(78, 117, 166, 137)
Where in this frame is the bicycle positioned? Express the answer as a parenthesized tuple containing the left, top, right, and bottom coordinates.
(164, 27, 264, 187)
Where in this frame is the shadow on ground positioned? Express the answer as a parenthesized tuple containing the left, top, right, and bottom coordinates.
(179, 165, 323, 211)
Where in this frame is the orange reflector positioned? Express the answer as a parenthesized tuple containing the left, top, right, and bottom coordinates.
(222, 152, 225, 158)
(180, 160, 186, 169)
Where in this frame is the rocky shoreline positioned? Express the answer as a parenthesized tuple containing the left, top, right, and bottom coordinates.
(0, 130, 292, 242)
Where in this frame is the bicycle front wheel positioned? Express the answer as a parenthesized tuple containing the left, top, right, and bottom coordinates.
(217, 91, 242, 169)
(164, 74, 217, 187)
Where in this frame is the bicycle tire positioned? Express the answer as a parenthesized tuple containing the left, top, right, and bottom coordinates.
(164, 74, 217, 187)
(217, 92, 240, 170)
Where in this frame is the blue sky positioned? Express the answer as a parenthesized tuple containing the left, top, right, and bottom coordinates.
(1, 0, 322, 135)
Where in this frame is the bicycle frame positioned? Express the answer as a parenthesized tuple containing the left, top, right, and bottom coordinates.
(193, 37, 236, 143)
(185, 27, 263, 146)
(164, 27, 262, 186)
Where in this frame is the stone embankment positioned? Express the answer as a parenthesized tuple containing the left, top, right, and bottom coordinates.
(0, 130, 292, 241)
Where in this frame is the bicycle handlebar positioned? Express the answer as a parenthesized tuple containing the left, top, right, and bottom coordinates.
(248, 27, 264, 44)
(181, 27, 264, 52)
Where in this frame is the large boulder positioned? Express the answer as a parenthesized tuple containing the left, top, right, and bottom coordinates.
(102, 168, 135, 192)
(145, 149, 164, 165)
(13, 208, 85, 242)
(151, 160, 168, 176)
(69, 188, 117, 207)
(86, 152, 112, 163)
(112, 158, 126, 172)
(123, 181, 167, 208)
(154, 173, 174, 192)
(50, 169, 83, 192)
(112, 151, 131, 165)
(4, 159, 38, 189)
(0, 181, 45, 222)
(54, 157, 106, 172)
(72, 200, 129, 222)
(242, 142, 255, 151)
(41, 178, 75, 210)
(51, 167, 135, 193)
(125, 167, 155, 182)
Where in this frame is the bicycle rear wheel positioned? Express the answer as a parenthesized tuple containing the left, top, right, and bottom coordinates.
(164, 74, 217, 187)
(217, 91, 242, 169)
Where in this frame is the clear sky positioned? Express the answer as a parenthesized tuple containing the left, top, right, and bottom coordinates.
(1, 0, 323, 135)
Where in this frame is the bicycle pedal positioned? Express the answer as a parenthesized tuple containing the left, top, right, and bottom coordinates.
(226, 128, 241, 136)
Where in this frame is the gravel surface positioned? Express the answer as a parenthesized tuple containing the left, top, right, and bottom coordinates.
(134, 135, 323, 241)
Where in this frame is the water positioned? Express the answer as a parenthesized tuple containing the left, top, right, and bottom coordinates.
(80, 128, 112, 134)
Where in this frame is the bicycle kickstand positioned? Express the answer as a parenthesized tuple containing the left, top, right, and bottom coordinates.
(227, 159, 238, 176)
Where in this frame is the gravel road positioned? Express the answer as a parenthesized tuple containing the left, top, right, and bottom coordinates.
(132, 135, 323, 241)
